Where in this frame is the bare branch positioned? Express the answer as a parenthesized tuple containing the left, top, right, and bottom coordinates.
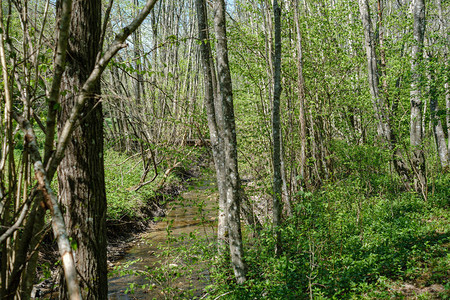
(43, 0, 73, 164)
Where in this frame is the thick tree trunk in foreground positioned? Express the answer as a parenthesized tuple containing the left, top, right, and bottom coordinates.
(195, 0, 228, 252)
(2, 1, 82, 298)
(410, 0, 427, 197)
(213, 0, 247, 284)
(57, 0, 107, 298)
(272, 0, 282, 256)
(2, 0, 158, 298)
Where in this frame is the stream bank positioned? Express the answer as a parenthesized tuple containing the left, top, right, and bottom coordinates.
(108, 179, 218, 299)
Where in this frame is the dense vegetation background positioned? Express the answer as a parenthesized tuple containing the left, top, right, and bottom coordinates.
(0, 0, 449, 299)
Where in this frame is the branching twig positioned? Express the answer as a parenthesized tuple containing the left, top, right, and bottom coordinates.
(43, 0, 73, 164)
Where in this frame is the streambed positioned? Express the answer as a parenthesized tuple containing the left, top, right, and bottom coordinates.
(108, 183, 217, 299)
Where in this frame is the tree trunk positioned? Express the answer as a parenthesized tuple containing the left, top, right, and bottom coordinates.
(410, 0, 427, 196)
(57, 0, 107, 298)
(272, 0, 282, 256)
(133, 0, 143, 108)
(428, 54, 449, 169)
(213, 0, 247, 284)
(437, 0, 450, 165)
(358, 0, 390, 141)
(293, 0, 308, 190)
(195, 0, 228, 253)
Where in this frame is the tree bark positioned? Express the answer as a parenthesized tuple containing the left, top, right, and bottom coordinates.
(195, 0, 228, 253)
(437, 0, 450, 166)
(428, 54, 449, 169)
(410, 0, 427, 196)
(359, 0, 390, 141)
(213, 0, 247, 284)
(272, 0, 282, 256)
(57, 0, 107, 298)
(2, 1, 158, 298)
(293, 0, 309, 190)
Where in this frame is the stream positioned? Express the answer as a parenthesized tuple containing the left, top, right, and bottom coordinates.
(108, 182, 217, 299)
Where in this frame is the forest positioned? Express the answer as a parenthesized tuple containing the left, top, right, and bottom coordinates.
(0, 0, 449, 299)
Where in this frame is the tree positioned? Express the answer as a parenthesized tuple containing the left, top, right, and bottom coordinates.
(1, 1, 81, 298)
(213, 0, 247, 284)
(293, 0, 309, 191)
(56, 0, 107, 298)
(437, 0, 449, 170)
(428, 54, 449, 169)
(1, 0, 159, 298)
(410, 0, 427, 196)
(195, 0, 228, 252)
(272, 0, 282, 256)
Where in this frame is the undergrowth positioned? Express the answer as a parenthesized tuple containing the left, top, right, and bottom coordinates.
(204, 173, 449, 299)
(107, 144, 449, 299)
(104, 147, 205, 220)
(105, 150, 159, 220)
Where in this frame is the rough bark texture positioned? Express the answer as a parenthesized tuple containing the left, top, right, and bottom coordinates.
(195, 0, 228, 252)
(213, 0, 247, 284)
(410, 0, 427, 196)
(47, 0, 159, 180)
(57, 0, 107, 298)
(2, 1, 82, 298)
(2, 1, 158, 298)
(272, 0, 282, 256)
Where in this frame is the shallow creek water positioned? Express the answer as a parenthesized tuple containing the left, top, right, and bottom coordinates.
(108, 182, 217, 299)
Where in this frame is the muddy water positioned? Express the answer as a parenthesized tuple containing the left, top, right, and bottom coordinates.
(108, 183, 217, 299)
